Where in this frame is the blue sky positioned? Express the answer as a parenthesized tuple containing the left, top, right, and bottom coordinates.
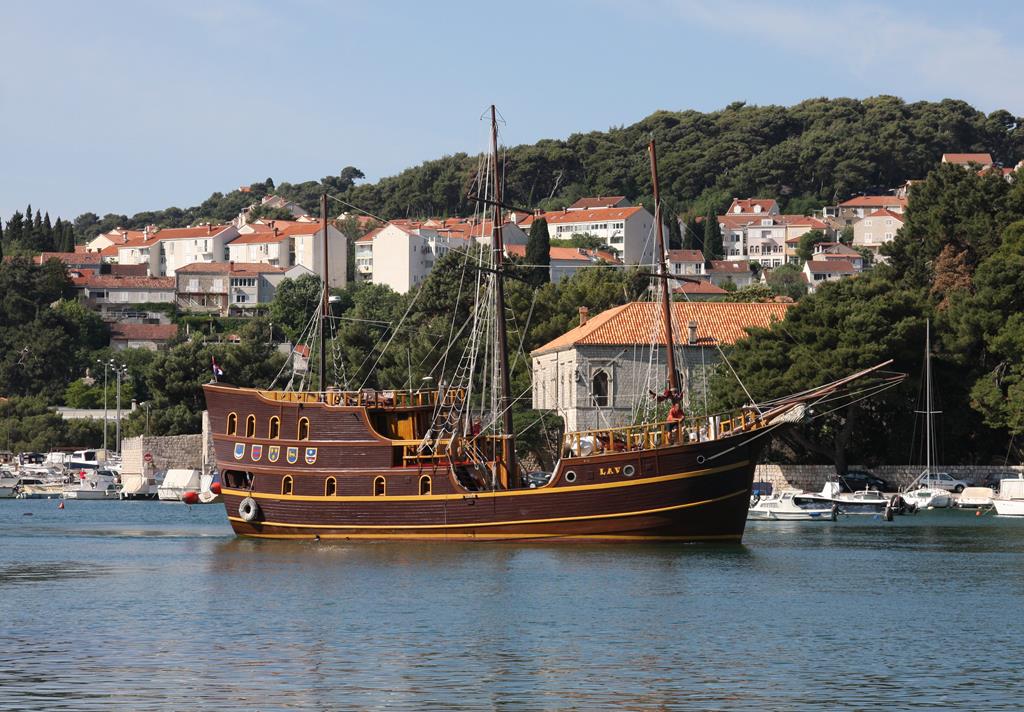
(1, 0, 1022, 222)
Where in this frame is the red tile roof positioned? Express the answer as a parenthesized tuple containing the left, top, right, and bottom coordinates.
(110, 323, 179, 342)
(229, 231, 290, 245)
(110, 264, 149, 277)
(708, 260, 751, 274)
(806, 260, 857, 274)
(75, 275, 176, 289)
(673, 281, 728, 295)
(568, 196, 628, 210)
(838, 196, 907, 209)
(356, 227, 383, 243)
(34, 252, 103, 265)
(726, 198, 778, 214)
(505, 245, 622, 263)
(174, 262, 285, 275)
(542, 207, 644, 224)
(942, 153, 993, 165)
(533, 302, 790, 354)
(865, 209, 905, 221)
(668, 249, 704, 262)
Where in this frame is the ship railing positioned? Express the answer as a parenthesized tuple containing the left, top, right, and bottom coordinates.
(561, 409, 761, 457)
(258, 387, 466, 408)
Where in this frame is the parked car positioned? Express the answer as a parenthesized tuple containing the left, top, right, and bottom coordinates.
(917, 472, 969, 493)
(837, 470, 895, 493)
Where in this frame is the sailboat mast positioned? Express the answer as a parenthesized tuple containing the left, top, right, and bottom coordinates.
(490, 105, 517, 487)
(319, 192, 329, 392)
(648, 139, 681, 395)
(925, 318, 931, 477)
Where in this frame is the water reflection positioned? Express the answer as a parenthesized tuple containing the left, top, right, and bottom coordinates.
(1, 501, 1023, 709)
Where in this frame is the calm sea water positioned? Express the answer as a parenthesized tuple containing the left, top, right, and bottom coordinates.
(1, 499, 1022, 711)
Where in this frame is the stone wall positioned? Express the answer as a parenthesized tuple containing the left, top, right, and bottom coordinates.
(755, 464, 1024, 492)
(121, 433, 203, 476)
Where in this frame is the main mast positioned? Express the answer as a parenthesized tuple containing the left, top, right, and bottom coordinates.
(490, 105, 517, 488)
(648, 139, 681, 396)
(319, 192, 329, 392)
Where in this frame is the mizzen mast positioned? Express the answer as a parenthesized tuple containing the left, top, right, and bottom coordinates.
(319, 192, 329, 392)
(648, 139, 681, 396)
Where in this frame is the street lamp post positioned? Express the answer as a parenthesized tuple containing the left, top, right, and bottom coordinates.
(115, 364, 128, 456)
(97, 359, 110, 452)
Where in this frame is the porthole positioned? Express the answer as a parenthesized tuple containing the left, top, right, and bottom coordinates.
(564, 471, 577, 483)
(696, 455, 706, 464)
(623, 464, 635, 477)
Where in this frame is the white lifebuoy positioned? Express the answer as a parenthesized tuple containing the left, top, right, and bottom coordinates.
(238, 497, 260, 522)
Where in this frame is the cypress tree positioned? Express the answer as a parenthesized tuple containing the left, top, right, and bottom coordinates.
(0, 219, 4, 262)
(63, 223, 76, 253)
(43, 212, 53, 252)
(683, 215, 702, 251)
(702, 211, 723, 260)
(6, 211, 24, 246)
(667, 213, 682, 250)
(524, 217, 550, 286)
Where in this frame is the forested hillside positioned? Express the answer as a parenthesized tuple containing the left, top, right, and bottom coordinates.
(61, 96, 1024, 239)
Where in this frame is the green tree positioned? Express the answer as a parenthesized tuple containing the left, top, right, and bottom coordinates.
(702, 211, 723, 260)
(839, 224, 855, 245)
(269, 274, 324, 342)
(682, 215, 702, 251)
(667, 213, 683, 250)
(524, 218, 550, 286)
(797, 229, 828, 262)
(764, 263, 808, 300)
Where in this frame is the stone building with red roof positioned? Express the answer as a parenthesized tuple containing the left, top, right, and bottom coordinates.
(531, 301, 791, 430)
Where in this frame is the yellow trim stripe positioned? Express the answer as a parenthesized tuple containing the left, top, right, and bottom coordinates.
(225, 487, 749, 531)
(221, 459, 749, 503)
(230, 532, 742, 541)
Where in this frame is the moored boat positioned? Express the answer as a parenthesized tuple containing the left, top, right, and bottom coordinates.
(747, 490, 838, 521)
(204, 110, 903, 543)
(993, 476, 1024, 517)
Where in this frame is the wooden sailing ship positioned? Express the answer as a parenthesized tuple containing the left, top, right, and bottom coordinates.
(204, 109, 897, 542)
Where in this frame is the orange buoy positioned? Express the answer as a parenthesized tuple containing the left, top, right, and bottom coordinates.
(210, 482, 222, 495)
(58, 501, 65, 510)
(976, 510, 982, 516)
(181, 491, 200, 505)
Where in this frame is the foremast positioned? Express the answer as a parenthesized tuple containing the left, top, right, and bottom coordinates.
(489, 105, 517, 488)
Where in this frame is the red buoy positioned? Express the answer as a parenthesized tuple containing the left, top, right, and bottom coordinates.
(210, 482, 222, 495)
(181, 491, 200, 505)
(58, 501, 65, 510)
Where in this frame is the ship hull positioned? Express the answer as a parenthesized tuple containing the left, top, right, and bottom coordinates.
(205, 383, 762, 543)
(219, 446, 759, 542)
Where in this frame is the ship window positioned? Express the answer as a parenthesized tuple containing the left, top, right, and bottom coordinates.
(245, 415, 256, 438)
(282, 475, 293, 495)
(419, 475, 431, 496)
(325, 477, 336, 497)
(226, 412, 237, 435)
(298, 417, 310, 441)
(373, 476, 386, 496)
(592, 370, 609, 407)
(269, 416, 280, 439)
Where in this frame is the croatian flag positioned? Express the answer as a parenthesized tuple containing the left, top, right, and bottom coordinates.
(211, 357, 225, 380)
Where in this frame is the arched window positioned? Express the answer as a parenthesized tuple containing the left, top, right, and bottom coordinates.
(373, 476, 386, 496)
(226, 413, 237, 435)
(592, 370, 609, 407)
(419, 475, 431, 496)
(245, 415, 256, 438)
(298, 417, 310, 441)
(268, 416, 280, 439)
(282, 475, 293, 496)
(325, 477, 336, 497)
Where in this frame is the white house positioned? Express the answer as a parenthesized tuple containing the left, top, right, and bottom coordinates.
(72, 274, 176, 310)
(706, 260, 754, 289)
(174, 261, 297, 315)
(367, 223, 470, 293)
(852, 209, 903, 259)
(667, 249, 705, 277)
(802, 259, 858, 292)
(103, 224, 241, 277)
(535, 205, 663, 265)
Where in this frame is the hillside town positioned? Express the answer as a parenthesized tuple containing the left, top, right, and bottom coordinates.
(8, 150, 1016, 356)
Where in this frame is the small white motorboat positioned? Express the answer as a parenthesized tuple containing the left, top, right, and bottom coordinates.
(902, 486, 952, 510)
(956, 487, 995, 509)
(993, 476, 1024, 517)
(62, 469, 121, 500)
(748, 490, 838, 521)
